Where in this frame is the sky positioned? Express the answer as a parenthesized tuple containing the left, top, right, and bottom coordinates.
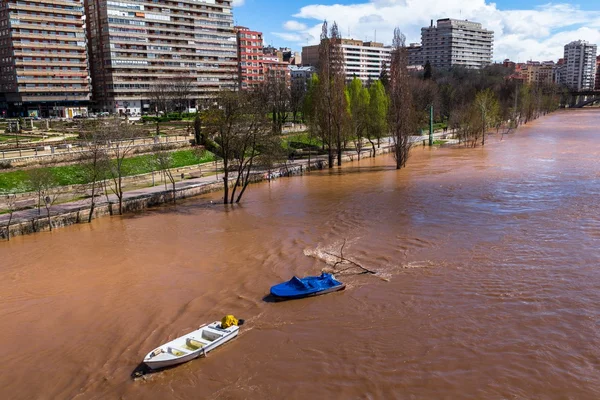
(232, 0, 600, 62)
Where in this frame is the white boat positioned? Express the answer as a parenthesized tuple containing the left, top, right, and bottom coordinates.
(143, 321, 239, 370)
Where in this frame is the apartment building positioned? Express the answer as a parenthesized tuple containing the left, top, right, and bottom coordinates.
(235, 26, 263, 89)
(235, 26, 290, 90)
(561, 40, 597, 91)
(262, 54, 290, 83)
(505, 60, 557, 86)
(420, 18, 493, 70)
(596, 55, 600, 90)
(526, 62, 555, 86)
(85, 0, 238, 115)
(407, 43, 423, 67)
(288, 65, 314, 94)
(0, 0, 91, 117)
(302, 39, 391, 84)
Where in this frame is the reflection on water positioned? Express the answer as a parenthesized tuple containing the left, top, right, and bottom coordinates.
(2, 110, 600, 399)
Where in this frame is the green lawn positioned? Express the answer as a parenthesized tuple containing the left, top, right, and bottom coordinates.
(419, 122, 448, 134)
(0, 135, 15, 142)
(284, 132, 322, 150)
(0, 149, 214, 194)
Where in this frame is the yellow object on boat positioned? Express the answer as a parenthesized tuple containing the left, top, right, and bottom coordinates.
(221, 315, 238, 329)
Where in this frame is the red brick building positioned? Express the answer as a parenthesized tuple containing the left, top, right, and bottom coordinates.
(262, 55, 291, 85)
(235, 26, 290, 90)
(235, 27, 264, 89)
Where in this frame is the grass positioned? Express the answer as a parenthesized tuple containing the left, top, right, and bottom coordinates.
(0, 135, 14, 142)
(419, 122, 448, 133)
(284, 132, 322, 150)
(0, 149, 215, 194)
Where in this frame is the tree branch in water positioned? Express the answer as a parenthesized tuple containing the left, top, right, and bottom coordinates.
(324, 239, 378, 275)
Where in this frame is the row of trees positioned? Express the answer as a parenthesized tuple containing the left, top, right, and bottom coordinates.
(2, 23, 567, 236)
(302, 20, 564, 164)
(303, 23, 414, 170)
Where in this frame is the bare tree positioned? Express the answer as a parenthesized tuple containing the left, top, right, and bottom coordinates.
(262, 73, 290, 133)
(316, 21, 348, 168)
(388, 28, 415, 169)
(148, 82, 172, 135)
(450, 105, 482, 147)
(302, 73, 321, 169)
(80, 127, 110, 222)
(202, 89, 272, 204)
(27, 169, 60, 231)
(171, 75, 195, 113)
(153, 144, 177, 204)
(3, 194, 17, 241)
(290, 81, 305, 123)
(28, 168, 55, 215)
(105, 119, 136, 214)
(474, 88, 500, 146)
(42, 187, 61, 232)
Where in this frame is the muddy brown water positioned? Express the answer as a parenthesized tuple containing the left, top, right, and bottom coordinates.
(2, 109, 600, 399)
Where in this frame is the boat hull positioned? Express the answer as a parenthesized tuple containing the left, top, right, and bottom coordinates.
(143, 322, 239, 370)
(270, 273, 346, 300)
(271, 283, 346, 300)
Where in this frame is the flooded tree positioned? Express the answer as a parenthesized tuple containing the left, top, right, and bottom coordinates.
(202, 89, 274, 204)
(27, 168, 56, 216)
(152, 144, 177, 204)
(474, 88, 500, 146)
(27, 169, 60, 231)
(388, 28, 415, 169)
(316, 21, 348, 168)
(3, 194, 17, 241)
(366, 80, 389, 157)
(80, 127, 110, 222)
(346, 77, 369, 160)
(104, 119, 137, 215)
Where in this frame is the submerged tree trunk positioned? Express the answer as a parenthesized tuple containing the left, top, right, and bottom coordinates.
(88, 180, 97, 223)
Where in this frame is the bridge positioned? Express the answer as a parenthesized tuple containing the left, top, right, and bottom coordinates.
(567, 90, 600, 108)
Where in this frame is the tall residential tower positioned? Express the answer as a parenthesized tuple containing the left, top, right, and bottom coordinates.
(561, 40, 597, 91)
(85, 0, 238, 115)
(0, 0, 91, 117)
(420, 18, 493, 69)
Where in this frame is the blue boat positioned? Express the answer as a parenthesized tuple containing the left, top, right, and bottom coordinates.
(270, 273, 345, 300)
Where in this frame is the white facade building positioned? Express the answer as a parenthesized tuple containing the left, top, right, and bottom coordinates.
(302, 39, 391, 84)
(562, 40, 597, 91)
(421, 18, 493, 69)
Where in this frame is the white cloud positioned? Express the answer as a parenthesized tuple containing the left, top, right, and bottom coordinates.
(272, 0, 600, 62)
(232, 0, 245, 7)
(284, 20, 308, 31)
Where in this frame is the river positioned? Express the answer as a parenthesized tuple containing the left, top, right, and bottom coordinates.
(1, 109, 600, 399)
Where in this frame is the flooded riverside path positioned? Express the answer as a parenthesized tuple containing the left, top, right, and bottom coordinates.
(2, 109, 600, 399)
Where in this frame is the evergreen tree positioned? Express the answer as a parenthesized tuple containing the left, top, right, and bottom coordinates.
(379, 60, 389, 90)
(424, 61, 432, 80)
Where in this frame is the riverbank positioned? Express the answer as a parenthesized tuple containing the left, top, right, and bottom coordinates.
(0, 138, 400, 239)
